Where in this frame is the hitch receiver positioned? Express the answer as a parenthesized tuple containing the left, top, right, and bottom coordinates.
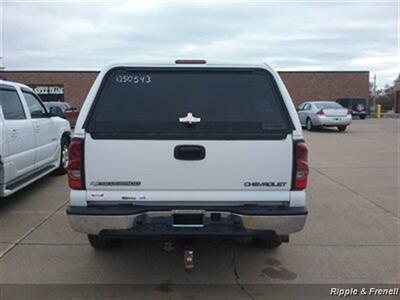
(183, 246, 194, 272)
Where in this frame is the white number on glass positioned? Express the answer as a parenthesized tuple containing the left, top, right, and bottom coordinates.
(115, 74, 151, 84)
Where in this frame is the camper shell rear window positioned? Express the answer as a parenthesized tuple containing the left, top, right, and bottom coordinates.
(85, 67, 294, 140)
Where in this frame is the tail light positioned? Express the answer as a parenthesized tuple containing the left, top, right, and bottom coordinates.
(68, 138, 84, 189)
(293, 141, 309, 190)
(316, 109, 324, 116)
(175, 59, 207, 64)
(347, 109, 352, 115)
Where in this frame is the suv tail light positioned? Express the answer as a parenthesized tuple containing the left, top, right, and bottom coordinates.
(316, 109, 324, 116)
(293, 141, 309, 190)
(347, 109, 352, 115)
(68, 138, 84, 189)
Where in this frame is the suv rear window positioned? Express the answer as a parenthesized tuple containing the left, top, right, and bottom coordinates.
(85, 68, 293, 139)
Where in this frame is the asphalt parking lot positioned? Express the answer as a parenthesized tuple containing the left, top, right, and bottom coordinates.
(0, 119, 399, 299)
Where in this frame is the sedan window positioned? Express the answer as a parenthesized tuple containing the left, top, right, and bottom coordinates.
(297, 103, 306, 110)
(315, 102, 343, 109)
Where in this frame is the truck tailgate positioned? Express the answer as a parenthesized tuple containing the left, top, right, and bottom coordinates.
(84, 135, 293, 201)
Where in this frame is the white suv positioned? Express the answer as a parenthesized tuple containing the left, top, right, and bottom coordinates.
(0, 80, 71, 197)
(67, 60, 309, 250)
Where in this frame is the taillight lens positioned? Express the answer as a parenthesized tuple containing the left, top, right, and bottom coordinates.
(347, 109, 352, 115)
(175, 59, 207, 64)
(68, 138, 83, 189)
(293, 141, 309, 190)
(316, 109, 324, 116)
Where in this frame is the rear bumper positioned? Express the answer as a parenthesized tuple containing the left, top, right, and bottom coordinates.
(313, 115, 352, 126)
(351, 111, 367, 116)
(66, 205, 307, 237)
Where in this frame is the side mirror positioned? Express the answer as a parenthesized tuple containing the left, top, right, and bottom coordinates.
(49, 106, 63, 117)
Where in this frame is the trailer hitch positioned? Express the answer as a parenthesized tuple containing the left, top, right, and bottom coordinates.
(163, 239, 195, 272)
(183, 246, 194, 272)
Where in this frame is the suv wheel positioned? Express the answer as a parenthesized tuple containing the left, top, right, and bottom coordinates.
(53, 136, 69, 175)
(359, 114, 366, 120)
(337, 125, 347, 132)
(306, 118, 314, 131)
(252, 237, 282, 249)
(88, 234, 118, 249)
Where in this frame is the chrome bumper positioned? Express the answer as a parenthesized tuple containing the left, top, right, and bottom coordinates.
(67, 209, 307, 236)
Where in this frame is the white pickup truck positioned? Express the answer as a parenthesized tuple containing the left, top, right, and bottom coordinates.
(67, 60, 309, 251)
(0, 80, 71, 197)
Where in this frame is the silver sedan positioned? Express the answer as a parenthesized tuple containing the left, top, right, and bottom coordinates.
(296, 101, 352, 132)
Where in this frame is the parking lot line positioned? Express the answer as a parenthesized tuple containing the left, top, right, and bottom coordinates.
(311, 167, 399, 220)
(0, 200, 68, 259)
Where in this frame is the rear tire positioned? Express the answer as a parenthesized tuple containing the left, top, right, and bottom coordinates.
(337, 125, 347, 132)
(252, 237, 282, 249)
(88, 234, 118, 249)
(53, 136, 69, 175)
(306, 118, 314, 131)
(359, 114, 366, 120)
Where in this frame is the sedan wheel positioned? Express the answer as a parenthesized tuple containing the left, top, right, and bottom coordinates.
(306, 118, 314, 131)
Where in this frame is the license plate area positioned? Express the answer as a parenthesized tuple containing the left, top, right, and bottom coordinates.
(173, 211, 205, 228)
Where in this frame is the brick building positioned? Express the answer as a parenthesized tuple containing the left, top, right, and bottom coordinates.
(279, 71, 370, 106)
(0, 70, 369, 108)
(0, 71, 98, 109)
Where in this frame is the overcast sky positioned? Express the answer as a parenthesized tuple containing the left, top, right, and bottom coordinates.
(1, 0, 399, 87)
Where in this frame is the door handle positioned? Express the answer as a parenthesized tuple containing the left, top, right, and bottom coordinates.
(174, 145, 206, 161)
(34, 124, 40, 132)
(10, 129, 18, 138)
